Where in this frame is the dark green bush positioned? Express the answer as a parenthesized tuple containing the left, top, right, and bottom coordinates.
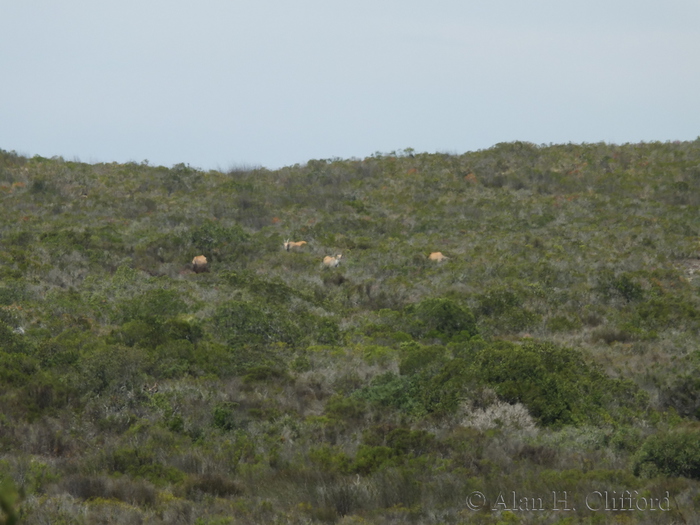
(308, 444, 351, 473)
(36, 328, 90, 369)
(111, 320, 167, 348)
(61, 474, 158, 506)
(661, 367, 700, 419)
(243, 365, 288, 383)
(109, 447, 185, 485)
(212, 300, 300, 346)
(0, 352, 39, 385)
(324, 394, 366, 421)
(597, 270, 645, 303)
(477, 288, 522, 316)
(19, 373, 77, 418)
(634, 295, 699, 331)
(183, 474, 243, 500)
(150, 340, 196, 378)
(78, 344, 144, 394)
(357, 338, 643, 423)
(212, 402, 239, 432)
(548, 315, 582, 332)
(634, 427, 700, 479)
(0, 322, 28, 354)
(398, 342, 447, 375)
(476, 288, 540, 333)
(405, 297, 477, 341)
(384, 427, 436, 457)
(0, 281, 29, 306)
(420, 358, 473, 415)
(212, 297, 338, 348)
(352, 445, 395, 474)
(189, 220, 249, 254)
(473, 341, 642, 426)
(162, 316, 204, 344)
(116, 288, 191, 323)
(355, 373, 424, 416)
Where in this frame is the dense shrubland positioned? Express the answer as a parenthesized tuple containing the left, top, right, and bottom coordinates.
(1, 140, 700, 523)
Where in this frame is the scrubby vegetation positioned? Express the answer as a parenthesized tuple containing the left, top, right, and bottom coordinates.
(1, 140, 700, 523)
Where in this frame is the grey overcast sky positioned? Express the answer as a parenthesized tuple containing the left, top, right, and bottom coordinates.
(1, 1, 698, 170)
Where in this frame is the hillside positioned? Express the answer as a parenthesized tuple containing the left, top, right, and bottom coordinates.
(1, 140, 700, 524)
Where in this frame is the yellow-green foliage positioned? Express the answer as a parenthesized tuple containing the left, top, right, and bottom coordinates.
(1, 142, 700, 522)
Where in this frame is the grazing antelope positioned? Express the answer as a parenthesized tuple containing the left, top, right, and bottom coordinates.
(284, 239, 307, 251)
(323, 254, 342, 268)
(192, 255, 209, 273)
(428, 252, 448, 262)
(143, 382, 159, 394)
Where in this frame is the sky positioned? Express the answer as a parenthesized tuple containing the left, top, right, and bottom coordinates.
(1, 1, 699, 171)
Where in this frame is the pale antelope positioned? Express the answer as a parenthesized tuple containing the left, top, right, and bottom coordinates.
(192, 255, 208, 273)
(323, 254, 342, 268)
(143, 382, 159, 394)
(428, 252, 448, 262)
(284, 239, 307, 251)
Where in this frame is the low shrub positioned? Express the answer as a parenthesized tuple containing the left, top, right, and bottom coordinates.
(476, 288, 540, 333)
(634, 427, 700, 479)
(183, 473, 243, 500)
(61, 474, 158, 506)
(324, 394, 366, 422)
(472, 340, 643, 426)
(212, 402, 240, 432)
(405, 297, 478, 342)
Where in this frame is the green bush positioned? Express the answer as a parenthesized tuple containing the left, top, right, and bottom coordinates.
(472, 341, 642, 426)
(0, 352, 39, 385)
(190, 220, 246, 250)
(212, 300, 301, 346)
(357, 338, 644, 423)
(405, 297, 477, 341)
(355, 373, 424, 416)
(243, 365, 288, 383)
(116, 288, 191, 323)
(634, 427, 700, 479)
(308, 444, 351, 473)
(36, 328, 90, 369)
(78, 344, 144, 394)
(212, 402, 239, 432)
(183, 474, 243, 500)
(0, 477, 19, 525)
(547, 315, 582, 332)
(352, 445, 395, 474)
(420, 358, 473, 415)
(398, 342, 447, 375)
(324, 394, 366, 421)
(150, 340, 196, 378)
(634, 295, 699, 331)
(381, 427, 436, 457)
(0, 281, 29, 306)
(476, 288, 540, 333)
(109, 446, 185, 485)
(662, 372, 700, 419)
(212, 298, 338, 348)
(111, 320, 167, 348)
(0, 322, 28, 354)
(596, 270, 645, 303)
(19, 372, 77, 418)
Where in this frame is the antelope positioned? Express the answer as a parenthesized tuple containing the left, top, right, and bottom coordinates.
(284, 239, 307, 251)
(143, 382, 159, 394)
(428, 252, 448, 262)
(192, 255, 209, 273)
(323, 254, 342, 268)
